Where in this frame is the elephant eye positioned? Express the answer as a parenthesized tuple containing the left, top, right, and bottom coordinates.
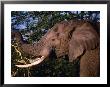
(52, 39, 55, 41)
(56, 33, 59, 36)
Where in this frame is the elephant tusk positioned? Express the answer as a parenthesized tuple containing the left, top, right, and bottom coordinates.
(15, 56, 45, 68)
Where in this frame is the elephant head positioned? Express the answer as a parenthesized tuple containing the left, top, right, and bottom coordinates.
(12, 19, 100, 76)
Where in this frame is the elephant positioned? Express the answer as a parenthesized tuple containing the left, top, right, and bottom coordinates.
(12, 19, 100, 77)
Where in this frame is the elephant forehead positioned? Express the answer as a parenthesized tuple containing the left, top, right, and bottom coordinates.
(58, 22, 69, 31)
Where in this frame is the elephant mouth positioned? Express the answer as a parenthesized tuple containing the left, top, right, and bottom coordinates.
(15, 56, 45, 68)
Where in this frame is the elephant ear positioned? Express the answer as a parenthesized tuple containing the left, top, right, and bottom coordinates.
(69, 22, 99, 62)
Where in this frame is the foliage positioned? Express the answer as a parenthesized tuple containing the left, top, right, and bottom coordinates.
(11, 42, 79, 77)
(11, 11, 100, 42)
(11, 11, 100, 77)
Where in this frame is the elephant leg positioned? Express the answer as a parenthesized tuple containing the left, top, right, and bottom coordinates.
(80, 47, 100, 77)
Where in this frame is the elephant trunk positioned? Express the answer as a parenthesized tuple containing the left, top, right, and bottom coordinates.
(12, 31, 52, 68)
(16, 46, 52, 68)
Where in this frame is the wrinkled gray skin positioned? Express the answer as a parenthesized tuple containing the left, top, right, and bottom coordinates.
(12, 19, 100, 77)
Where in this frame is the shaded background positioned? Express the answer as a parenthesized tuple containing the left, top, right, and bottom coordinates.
(11, 11, 100, 77)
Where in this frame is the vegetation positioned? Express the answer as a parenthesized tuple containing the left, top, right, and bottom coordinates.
(11, 11, 100, 77)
